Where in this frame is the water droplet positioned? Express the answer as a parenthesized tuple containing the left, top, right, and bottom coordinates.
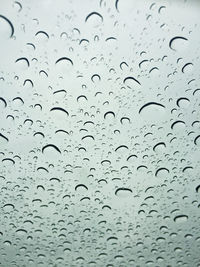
(174, 215, 188, 223)
(169, 36, 188, 51)
(0, 15, 14, 38)
(115, 188, 132, 198)
(139, 102, 165, 121)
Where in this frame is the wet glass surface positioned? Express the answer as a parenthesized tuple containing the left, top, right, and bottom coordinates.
(0, 0, 200, 266)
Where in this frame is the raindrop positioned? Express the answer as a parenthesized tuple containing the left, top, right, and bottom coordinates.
(169, 36, 188, 51)
(171, 120, 185, 131)
(182, 63, 193, 73)
(50, 107, 69, 116)
(120, 117, 130, 124)
(123, 76, 141, 86)
(91, 74, 101, 83)
(153, 142, 166, 152)
(3, 203, 15, 212)
(194, 135, 200, 145)
(35, 30, 49, 41)
(15, 57, 30, 69)
(85, 12, 103, 23)
(176, 97, 190, 108)
(196, 185, 200, 193)
(0, 97, 7, 108)
(115, 0, 119, 12)
(0, 133, 9, 143)
(155, 167, 169, 178)
(23, 79, 34, 88)
(158, 5, 166, 13)
(174, 215, 188, 223)
(115, 188, 132, 197)
(104, 111, 115, 119)
(75, 184, 88, 192)
(42, 144, 61, 154)
(14, 1, 22, 12)
(115, 145, 128, 152)
(0, 15, 14, 38)
(77, 95, 88, 103)
(55, 57, 73, 66)
(120, 61, 128, 70)
(16, 229, 27, 235)
(12, 97, 24, 107)
(139, 102, 165, 121)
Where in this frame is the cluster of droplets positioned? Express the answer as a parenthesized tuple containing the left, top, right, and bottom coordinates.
(1, 0, 200, 266)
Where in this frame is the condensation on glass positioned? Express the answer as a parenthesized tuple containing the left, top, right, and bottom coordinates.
(0, 0, 200, 266)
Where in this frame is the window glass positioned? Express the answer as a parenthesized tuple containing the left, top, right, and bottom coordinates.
(0, 0, 200, 266)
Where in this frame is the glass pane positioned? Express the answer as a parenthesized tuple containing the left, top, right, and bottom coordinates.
(0, 0, 200, 266)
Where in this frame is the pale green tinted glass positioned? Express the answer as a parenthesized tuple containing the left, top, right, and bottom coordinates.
(0, 0, 200, 266)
